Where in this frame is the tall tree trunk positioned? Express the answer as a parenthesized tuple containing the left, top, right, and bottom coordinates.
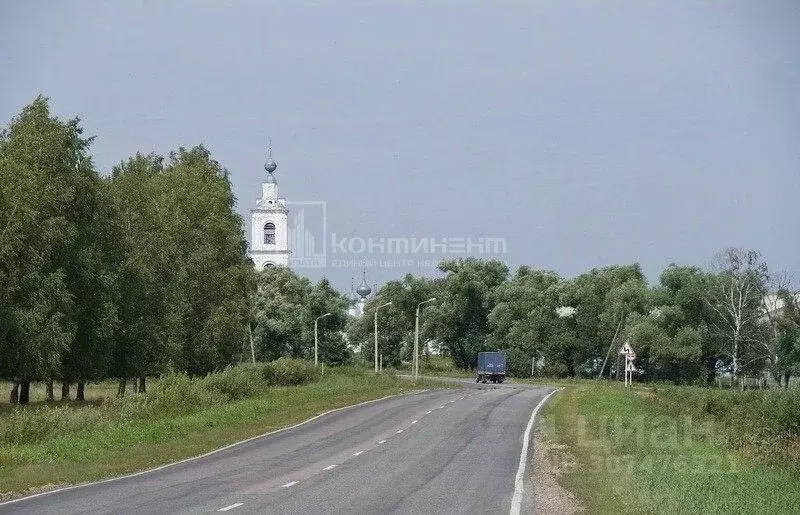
(61, 382, 70, 401)
(46, 380, 54, 401)
(19, 381, 30, 404)
(137, 376, 146, 394)
(785, 372, 791, 389)
(117, 379, 126, 397)
(9, 382, 19, 404)
(76, 382, 85, 401)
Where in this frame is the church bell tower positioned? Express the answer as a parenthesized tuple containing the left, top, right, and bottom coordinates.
(250, 141, 290, 270)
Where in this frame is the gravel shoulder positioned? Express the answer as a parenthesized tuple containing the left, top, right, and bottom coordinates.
(532, 424, 584, 514)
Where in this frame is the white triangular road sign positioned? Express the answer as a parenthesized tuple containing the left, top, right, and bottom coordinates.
(619, 341, 635, 357)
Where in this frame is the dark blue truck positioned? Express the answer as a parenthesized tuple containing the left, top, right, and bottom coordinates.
(476, 351, 507, 384)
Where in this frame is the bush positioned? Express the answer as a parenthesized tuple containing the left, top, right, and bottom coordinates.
(117, 373, 227, 419)
(263, 358, 320, 386)
(506, 348, 532, 378)
(202, 364, 269, 401)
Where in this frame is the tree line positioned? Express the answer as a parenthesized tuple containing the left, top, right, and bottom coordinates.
(0, 97, 259, 403)
(1, 97, 355, 405)
(3, 97, 798, 405)
(350, 253, 799, 387)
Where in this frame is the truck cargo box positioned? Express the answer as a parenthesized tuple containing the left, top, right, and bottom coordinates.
(476, 351, 507, 383)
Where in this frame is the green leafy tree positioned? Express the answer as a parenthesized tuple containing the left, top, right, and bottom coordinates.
(346, 274, 441, 368)
(430, 259, 509, 370)
(108, 154, 174, 391)
(0, 97, 87, 403)
(560, 264, 648, 377)
(251, 267, 312, 360)
(488, 267, 562, 375)
(308, 278, 349, 365)
(774, 288, 800, 387)
(157, 147, 254, 375)
(652, 265, 716, 381)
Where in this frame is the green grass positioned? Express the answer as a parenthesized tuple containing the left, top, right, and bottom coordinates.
(0, 368, 448, 498)
(540, 381, 800, 514)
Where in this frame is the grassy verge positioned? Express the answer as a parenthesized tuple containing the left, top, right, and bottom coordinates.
(0, 367, 447, 498)
(540, 382, 800, 514)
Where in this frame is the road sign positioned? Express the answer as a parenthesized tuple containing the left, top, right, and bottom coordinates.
(626, 360, 636, 372)
(619, 341, 636, 359)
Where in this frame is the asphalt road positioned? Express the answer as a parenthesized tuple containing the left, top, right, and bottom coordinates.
(0, 382, 554, 515)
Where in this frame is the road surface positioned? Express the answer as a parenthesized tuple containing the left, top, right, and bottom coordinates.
(0, 382, 554, 514)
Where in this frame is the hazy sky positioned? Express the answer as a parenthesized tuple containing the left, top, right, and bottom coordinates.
(2, 1, 798, 290)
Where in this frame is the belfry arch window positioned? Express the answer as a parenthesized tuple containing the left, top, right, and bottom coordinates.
(264, 222, 276, 244)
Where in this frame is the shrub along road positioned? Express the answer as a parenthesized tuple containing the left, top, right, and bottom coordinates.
(0, 382, 553, 514)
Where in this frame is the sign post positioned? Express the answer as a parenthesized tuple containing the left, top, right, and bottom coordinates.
(619, 341, 636, 387)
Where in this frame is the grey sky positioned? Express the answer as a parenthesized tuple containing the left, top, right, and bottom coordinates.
(2, 1, 798, 290)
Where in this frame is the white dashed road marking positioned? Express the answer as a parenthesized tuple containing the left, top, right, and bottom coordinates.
(353, 451, 363, 456)
(411, 420, 418, 424)
(378, 439, 387, 444)
(439, 405, 445, 409)
(323, 464, 337, 471)
(218, 503, 243, 512)
(426, 410, 432, 414)
(281, 481, 299, 488)
(396, 429, 404, 434)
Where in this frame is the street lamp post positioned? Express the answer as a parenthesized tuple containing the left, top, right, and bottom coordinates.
(374, 302, 393, 373)
(414, 298, 437, 380)
(314, 313, 332, 367)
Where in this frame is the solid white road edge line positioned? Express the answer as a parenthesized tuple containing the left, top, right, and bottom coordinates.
(281, 481, 299, 488)
(509, 388, 559, 515)
(0, 390, 428, 507)
(218, 502, 244, 511)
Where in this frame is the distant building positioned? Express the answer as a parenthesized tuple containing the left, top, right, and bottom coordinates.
(249, 144, 290, 270)
(348, 273, 373, 318)
(762, 292, 800, 320)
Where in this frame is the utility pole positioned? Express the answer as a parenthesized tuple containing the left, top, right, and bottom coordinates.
(314, 313, 332, 367)
(248, 324, 256, 364)
(598, 314, 625, 379)
(374, 302, 393, 373)
(414, 298, 437, 380)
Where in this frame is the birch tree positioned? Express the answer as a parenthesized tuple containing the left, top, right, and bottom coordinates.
(706, 248, 770, 388)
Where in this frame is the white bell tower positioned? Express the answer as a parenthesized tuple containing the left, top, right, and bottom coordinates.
(250, 141, 290, 270)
